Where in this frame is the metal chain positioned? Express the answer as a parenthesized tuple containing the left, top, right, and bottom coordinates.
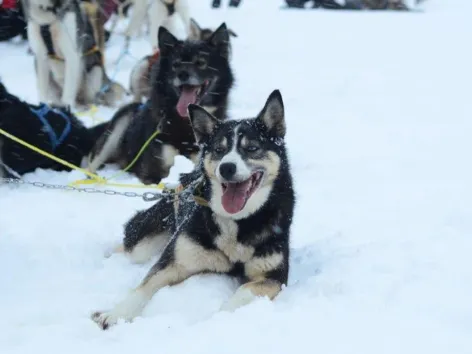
(0, 178, 163, 202)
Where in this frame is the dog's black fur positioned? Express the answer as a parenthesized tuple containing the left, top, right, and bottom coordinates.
(0, 82, 107, 177)
(91, 90, 295, 330)
(87, 23, 234, 185)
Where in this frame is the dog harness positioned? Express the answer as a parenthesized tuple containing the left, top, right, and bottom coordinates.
(30, 103, 71, 150)
(146, 50, 161, 75)
(39, 24, 102, 68)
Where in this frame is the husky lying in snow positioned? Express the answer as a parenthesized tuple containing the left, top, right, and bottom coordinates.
(91, 90, 295, 329)
(0, 82, 107, 178)
(285, 0, 416, 10)
(21, 0, 127, 109)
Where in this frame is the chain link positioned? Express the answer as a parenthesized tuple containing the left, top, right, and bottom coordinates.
(0, 178, 163, 202)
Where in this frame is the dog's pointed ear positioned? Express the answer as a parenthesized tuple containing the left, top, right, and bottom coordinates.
(158, 26, 179, 55)
(188, 104, 219, 144)
(257, 90, 286, 138)
(189, 18, 202, 40)
(207, 22, 230, 58)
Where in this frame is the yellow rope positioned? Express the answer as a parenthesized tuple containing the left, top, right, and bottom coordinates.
(0, 127, 165, 191)
(106, 129, 161, 180)
(76, 104, 103, 124)
(0, 128, 105, 181)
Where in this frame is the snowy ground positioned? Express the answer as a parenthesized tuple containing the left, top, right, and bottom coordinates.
(1, 0, 472, 353)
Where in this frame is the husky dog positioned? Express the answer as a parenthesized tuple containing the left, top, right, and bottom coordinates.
(91, 90, 295, 330)
(359, 0, 410, 9)
(21, 0, 127, 109)
(124, 0, 190, 51)
(285, 0, 413, 10)
(86, 23, 234, 184)
(0, 82, 107, 178)
(129, 18, 237, 103)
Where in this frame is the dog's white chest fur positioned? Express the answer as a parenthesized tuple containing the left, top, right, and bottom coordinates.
(213, 215, 254, 263)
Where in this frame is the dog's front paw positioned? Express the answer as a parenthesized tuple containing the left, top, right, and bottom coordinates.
(104, 243, 124, 259)
(91, 291, 149, 330)
(91, 310, 121, 330)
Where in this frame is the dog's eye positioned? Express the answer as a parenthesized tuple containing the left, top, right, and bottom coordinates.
(172, 60, 182, 70)
(214, 146, 225, 154)
(246, 146, 259, 152)
(195, 58, 207, 69)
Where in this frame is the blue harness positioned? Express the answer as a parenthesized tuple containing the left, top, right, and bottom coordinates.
(30, 103, 71, 150)
(138, 101, 149, 111)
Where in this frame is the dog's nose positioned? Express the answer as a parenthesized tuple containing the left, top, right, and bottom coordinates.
(219, 163, 237, 180)
(178, 71, 189, 82)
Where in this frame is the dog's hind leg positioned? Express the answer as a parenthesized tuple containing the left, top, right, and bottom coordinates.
(92, 235, 232, 329)
(84, 65, 103, 104)
(57, 13, 82, 108)
(86, 112, 132, 173)
(28, 24, 52, 103)
(149, 0, 169, 51)
(175, 0, 191, 35)
(220, 279, 283, 312)
(119, 196, 175, 264)
(124, 0, 148, 40)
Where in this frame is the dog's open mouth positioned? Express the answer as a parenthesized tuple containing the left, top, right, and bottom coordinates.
(221, 171, 264, 214)
(176, 81, 210, 118)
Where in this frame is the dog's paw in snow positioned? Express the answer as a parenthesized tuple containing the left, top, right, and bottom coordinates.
(91, 290, 149, 329)
(219, 287, 259, 313)
(91, 311, 120, 330)
(103, 243, 124, 259)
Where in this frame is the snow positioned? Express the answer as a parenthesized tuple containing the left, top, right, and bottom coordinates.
(1, 0, 472, 353)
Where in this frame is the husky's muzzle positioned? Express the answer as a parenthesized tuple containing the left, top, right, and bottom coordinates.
(172, 67, 212, 118)
(217, 161, 265, 214)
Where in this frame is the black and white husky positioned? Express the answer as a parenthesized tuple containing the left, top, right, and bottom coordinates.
(91, 90, 295, 330)
(86, 23, 234, 185)
(129, 17, 237, 103)
(21, 0, 127, 109)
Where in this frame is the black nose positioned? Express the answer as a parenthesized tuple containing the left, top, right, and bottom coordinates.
(178, 71, 189, 82)
(219, 163, 236, 180)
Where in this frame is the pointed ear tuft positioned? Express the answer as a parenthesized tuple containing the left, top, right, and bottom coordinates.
(207, 22, 230, 58)
(189, 18, 202, 40)
(257, 90, 286, 138)
(188, 104, 219, 144)
(158, 26, 179, 54)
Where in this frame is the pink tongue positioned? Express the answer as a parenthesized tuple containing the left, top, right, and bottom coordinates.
(176, 86, 199, 117)
(221, 180, 252, 214)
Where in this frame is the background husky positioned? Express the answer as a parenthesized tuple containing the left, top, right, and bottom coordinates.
(21, 0, 127, 109)
(285, 0, 413, 10)
(86, 23, 234, 184)
(129, 17, 237, 103)
(124, 0, 190, 51)
(91, 90, 295, 330)
(0, 82, 107, 178)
